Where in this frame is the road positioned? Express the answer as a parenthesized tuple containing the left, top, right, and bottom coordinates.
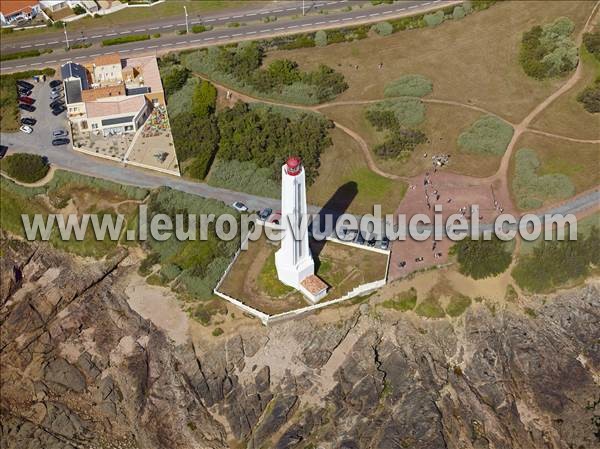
(1, 0, 457, 72)
(2, 0, 361, 51)
(2, 131, 598, 228)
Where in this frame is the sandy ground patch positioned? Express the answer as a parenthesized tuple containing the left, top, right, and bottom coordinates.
(124, 272, 189, 345)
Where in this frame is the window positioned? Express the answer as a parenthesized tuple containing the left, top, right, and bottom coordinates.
(91, 123, 98, 129)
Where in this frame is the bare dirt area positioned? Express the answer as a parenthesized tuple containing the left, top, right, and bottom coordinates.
(124, 271, 190, 345)
(264, 1, 596, 123)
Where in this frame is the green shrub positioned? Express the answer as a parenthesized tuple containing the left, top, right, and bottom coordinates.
(315, 30, 328, 47)
(371, 21, 393, 36)
(166, 77, 198, 117)
(512, 148, 575, 210)
(424, 10, 444, 27)
(160, 263, 182, 281)
(102, 34, 150, 46)
(452, 236, 512, 279)
(207, 159, 280, 198)
(191, 24, 211, 33)
(212, 327, 224, 337)
(72, 4, 86, 14)
(366, 98, 426, 127)
(445, 294, 472, 317)
(161, 65, 190, 97)
(583, 31, 600, 61)
(381, 287, 417, 311)
(457, 115, 514, 156)
(139, 252, 160, 276)
(171, 112, 219, 165)
(374, 128, 427, 159)
(519, 17, 577, 79)
(415, 295, 445, 318)
(0, 49, 42, 61)
(192, 79, 217, 118)
(0, 154, 49, 183)
(452, 6, 466, 20)
(577, 85, 600, 113)
(384, 74, 433, 98)
(463, 0, 473, 13)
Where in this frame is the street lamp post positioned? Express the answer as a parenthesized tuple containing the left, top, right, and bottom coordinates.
(63, 22, 70, 49)
(184, 5, 189, 34)
(302, 0, 305, 16)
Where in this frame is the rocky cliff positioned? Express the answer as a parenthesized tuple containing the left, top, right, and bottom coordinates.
(1, 241, 598, 449)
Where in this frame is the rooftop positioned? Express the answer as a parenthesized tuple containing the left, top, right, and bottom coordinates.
(86, 95, 147, 119)
(93, 53, 122, 67)
(301, 274, 328, 295)
(122, 55, 164, 94)
(0, 0, 38, 16)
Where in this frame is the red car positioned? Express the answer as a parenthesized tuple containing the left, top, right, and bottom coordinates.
(18, 96, 35, 105)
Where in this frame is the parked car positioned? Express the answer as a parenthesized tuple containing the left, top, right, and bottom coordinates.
(19, 125, 33, 134)
(380, 237, 390, 250)
(17, 80, 34, 90)
(367, 237, 377, 247)
(18, 96, 35, 105)
(50, 100, 64, 109)
(49, 80, 62, 89)
(19, 103, 35, 112)
(18, 88, 32, 96)
(355, 232, 365, 245)
(52, 106, 66, 116)
(49, 91, 63, 100)
(20, 117, 36, 126)
(52, 129, 68, 138)
(51, 138, 70, 146)
(232, 201, 248, 213)
(0, 145, 8, 159)
(258, 207, 272, 220)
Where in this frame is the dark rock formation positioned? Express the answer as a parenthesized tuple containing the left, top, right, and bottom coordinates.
(1, 240, 598, 449)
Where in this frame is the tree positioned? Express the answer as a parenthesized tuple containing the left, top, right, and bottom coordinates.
(577, 85, 600, 113)
(162, 66, 190, 97)
(192, 80, 217, 118)
(452, 236, 512, 279)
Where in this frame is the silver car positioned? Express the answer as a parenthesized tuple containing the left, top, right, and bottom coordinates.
(50, 91, 63, 100)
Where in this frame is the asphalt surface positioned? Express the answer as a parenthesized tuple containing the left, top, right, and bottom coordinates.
(2, 0, 362, 51)
(1, 0, 456, 72)
(9, 78, 70, 150)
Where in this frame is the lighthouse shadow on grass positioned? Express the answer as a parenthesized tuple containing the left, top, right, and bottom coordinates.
(311, 181, 358, 261)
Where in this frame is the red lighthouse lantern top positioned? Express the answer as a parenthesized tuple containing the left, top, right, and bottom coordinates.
(286, 156, 302, 176)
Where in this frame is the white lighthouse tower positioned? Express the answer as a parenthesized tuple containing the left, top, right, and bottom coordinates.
(275, 157, 328, 303)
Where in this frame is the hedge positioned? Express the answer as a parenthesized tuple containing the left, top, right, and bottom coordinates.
(424, 10, 444, 27)
(102, 34, 150, 46)
(315, 30, 327, 47)
(0, 48, 52, 61)
(372, 21, 393, 36)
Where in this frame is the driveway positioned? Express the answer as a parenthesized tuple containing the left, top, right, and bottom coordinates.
(9, 75, 71, 155)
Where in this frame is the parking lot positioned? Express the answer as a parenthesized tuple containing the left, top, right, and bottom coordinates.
(2, 76, 71, 154)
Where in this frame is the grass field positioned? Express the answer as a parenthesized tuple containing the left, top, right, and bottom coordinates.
(530, 44, 600, 140)
(263, 0, 595, 123)
(509, 132, 599, 210)
(321, 102, 502, 178)
(308, 127, 403, 215)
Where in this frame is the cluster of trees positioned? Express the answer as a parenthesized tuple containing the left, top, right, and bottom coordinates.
(451, 236, 512, 279)
(519, 17, 578, 79)
(365, 105, 426, 159)
(512, 229, 600, 292)
(578, 31, 600, 114)
(217, 102, 332, 183)
(212, 43, 348, 102)
(161, 65, 190, 97)
(0, 154, 49, 183)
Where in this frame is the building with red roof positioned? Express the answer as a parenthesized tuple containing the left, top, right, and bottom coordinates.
(0, 1, 41, 26)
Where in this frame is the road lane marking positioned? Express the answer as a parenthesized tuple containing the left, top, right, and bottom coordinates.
(105, 32, 117, 36)
(162, 25, 173, 28)
(134, 29, 146, 32)
(149, 26, 160, 30)
(147, 45, 158, 48)
(246, 31, 257, 35)
(90, 53, 101, 57)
